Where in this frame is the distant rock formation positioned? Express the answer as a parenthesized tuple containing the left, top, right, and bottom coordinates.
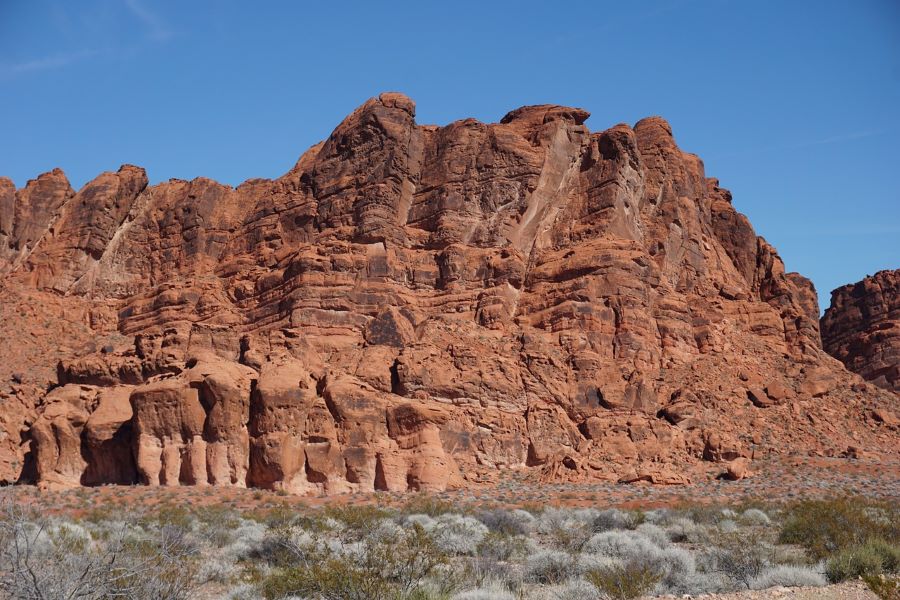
(1, 93, 897, 493)
(822, 269, 899, 394)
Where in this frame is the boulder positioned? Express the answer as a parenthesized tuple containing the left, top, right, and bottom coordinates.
(723, 457, 752, 481)
(703, 431, 744, 462)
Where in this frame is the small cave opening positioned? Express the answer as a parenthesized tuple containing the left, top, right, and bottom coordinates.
(389, 359, 403, 396)
(304, 455, 328, 484)
(373, 455, 388, 491)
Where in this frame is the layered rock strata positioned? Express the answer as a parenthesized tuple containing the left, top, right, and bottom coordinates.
(1, 93, 897, 493)
(822, 270, 899, 394)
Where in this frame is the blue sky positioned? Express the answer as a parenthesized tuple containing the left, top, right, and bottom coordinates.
(1, 0, 897, 307)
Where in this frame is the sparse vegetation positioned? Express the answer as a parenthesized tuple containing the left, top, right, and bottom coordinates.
(584, 561, 662, 599)
(778, 496, 899, 559)
(1, 491, 895, 598)
(749, 565, 827, 589)
(826, 539, 900, 582)
(864, 574, 900, 600)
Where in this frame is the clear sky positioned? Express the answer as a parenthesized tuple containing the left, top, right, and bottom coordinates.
(1, 0, 898, 308)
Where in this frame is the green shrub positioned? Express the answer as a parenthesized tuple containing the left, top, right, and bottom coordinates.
(323, 503, 391, 531)
(709, 529, 770, 589)
(141, 505, 195, 529)
(263, 560, 395, 600)
(262, 521, 448, 599)
(779, 497, 899, 560)
(826, 539, 900, 582)
(248, 503, 299, 529)
(868, 539, 900, 573)
(585, 561, 662, 600)
(863, 574, 900, 600)
(194, 505, 241, 528)
(403, 494, 457, 517)
(826, 543, 886, 582)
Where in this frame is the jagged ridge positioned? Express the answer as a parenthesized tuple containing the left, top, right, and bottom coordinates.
(0, 93, 896, 493)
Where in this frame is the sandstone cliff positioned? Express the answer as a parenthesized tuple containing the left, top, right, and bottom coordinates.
(822, 269, 899, 395)
(1, 93, 896, 493)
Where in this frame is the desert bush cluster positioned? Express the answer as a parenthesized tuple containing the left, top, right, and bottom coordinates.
(0, 493, 897, 599)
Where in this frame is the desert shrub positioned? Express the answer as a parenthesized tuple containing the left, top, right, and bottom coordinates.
(706, 529, 770, 589)
(779, 497, 900, 560)
(864, 574, 900, 600)
(262, 521, 448, 599)
(372, 518, 405, 543)
(477, 508, 531, 535)
(477, 531, 529, 563)
(769, 543, 811, 567)
(718, 519, 738, 533)
(643, 508, 672, 525)
(216, 518, 268, 562)
(263, 559, 395, 600)
(584, 561, 661, 600)
(464, 532, 528, 589)
(749, 565, 827, 589)
(635, 523, 669, 548)
(576, 553, 624, 575)
(322, 504, 392, 534)
(664, 516, 702, 543)
(654, 546, 697, 592)
(245, 504, 298, 529)
(0, 502, 202, 600)
(404, 494, 457, 516)
(583, 529, 657, 558)
(676, 572, 733, 596)
(142, 504, 196, 530)
(325, 503, 390, 523)
(195, 504, 242, 528)
(591, 509, 643, 532)
(536, 508, 592, 551)
(681, 504, 731, 525)
(227, 582, 263, 600)
(406, 513, 437, 529)
(372, 524, 451, 593)
(253, 524, 318, 567)
(582, 529, 694, 592)
(511, 509, 536, 525)
(546, 578, 598, 600)
(451, 582, 516, 600)
(827, 546, 882, 582)
(524, 549, 577, 584)
(429, 514, 489, 555)
(867, 539, 900, 573)
(534, 507, 570, 533)
(571, 508, 601, 526)
(197, 554, 238, 584)
(111, 524, 204, 599)
(826, 539, 900, 582)
(740, 508, 771, 526)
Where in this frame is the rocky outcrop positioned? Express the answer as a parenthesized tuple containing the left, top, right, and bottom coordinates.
(1, 93, 897, 493)
(822, 269, 899, 393)
(30, 385, 135, 488)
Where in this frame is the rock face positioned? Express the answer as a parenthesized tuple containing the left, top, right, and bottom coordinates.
(1, 93, 897, 492)
(822, 270, 900, 394)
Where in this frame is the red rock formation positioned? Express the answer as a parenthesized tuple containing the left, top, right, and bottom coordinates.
(0, 93, 897, 492)
(822, 270, 899, 394)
